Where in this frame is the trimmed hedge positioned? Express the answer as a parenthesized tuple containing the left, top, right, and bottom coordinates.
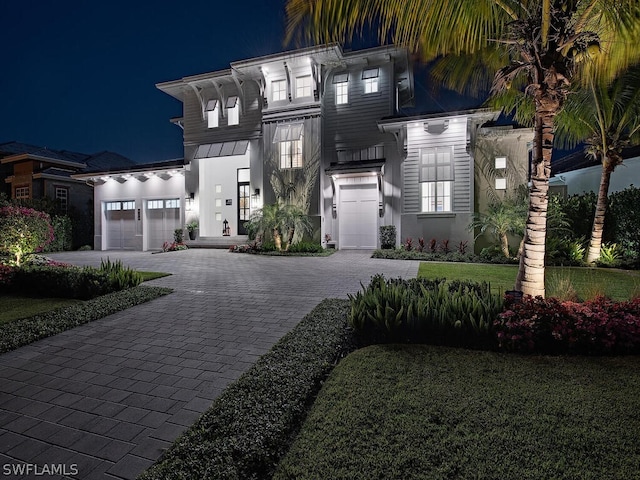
(139, 299, 355, 480)
(7, 260, 142, 300)
(0, 286, 172, 354)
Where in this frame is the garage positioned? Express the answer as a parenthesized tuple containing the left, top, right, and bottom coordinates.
(339, 184, 378, 249)
(146, 198, 181, 250)
(105, 201, 136, 250)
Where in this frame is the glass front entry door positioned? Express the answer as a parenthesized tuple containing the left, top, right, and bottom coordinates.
(238, 182, 250, 235)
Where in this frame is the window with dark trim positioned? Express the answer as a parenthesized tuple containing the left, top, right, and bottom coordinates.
(419, 147, 454, 212)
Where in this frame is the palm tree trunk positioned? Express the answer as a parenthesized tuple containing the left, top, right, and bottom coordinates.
(586, 160, 613, 263)
(500, 233, 510, 258)
(515, 86, 561, 297)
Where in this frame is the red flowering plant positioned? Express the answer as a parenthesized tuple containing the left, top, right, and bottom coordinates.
(495, 294, 640, 355)
(0, 206, 54, 266)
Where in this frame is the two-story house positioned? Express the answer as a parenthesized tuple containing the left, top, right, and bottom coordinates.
(74, 44, 532, 252)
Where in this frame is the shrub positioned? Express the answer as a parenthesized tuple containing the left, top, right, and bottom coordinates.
(174, 228, 184, 243)
(0, 206, 54, 265)
(287, 241, 323, 253)
(8, 259, 142, 300)
(162, 241, 188, 252)
(347, 274, 503, 347)
(100, 258, 143, 290)
(596, 242, 621, 267)
(139, 299, 355, 480)
(379, 225, 396, 249)
(495, 295, 640, 354)
(44, 215, 73, 252)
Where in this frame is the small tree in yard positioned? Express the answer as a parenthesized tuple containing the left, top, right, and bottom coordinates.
(0, 206, 54, 266)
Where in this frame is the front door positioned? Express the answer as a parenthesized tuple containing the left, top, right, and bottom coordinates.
(238, 182, 250, 235)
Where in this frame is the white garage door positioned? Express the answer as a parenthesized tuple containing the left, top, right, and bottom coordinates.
(105, 201, 136, 250)
(147, 199, 181, 250)
(339, 184, 378, 249)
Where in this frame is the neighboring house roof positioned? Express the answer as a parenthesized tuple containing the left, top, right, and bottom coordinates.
(84, 151, 138, 172)
(552, 144, 640, 175)
(0, 141, 142, 175)
(0, 141, 89, 164)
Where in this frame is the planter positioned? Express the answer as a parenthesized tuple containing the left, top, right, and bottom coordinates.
(188, 230, 196, 241)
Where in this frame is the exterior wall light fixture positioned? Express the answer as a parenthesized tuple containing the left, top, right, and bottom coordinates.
(223, 219, 231, 236)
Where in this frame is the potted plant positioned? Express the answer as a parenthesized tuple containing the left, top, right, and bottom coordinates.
(186, 221, 198, 240)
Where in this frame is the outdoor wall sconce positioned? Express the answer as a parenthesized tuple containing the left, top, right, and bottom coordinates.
(223, 219, 231, 236)
(251, 188, 261, 208)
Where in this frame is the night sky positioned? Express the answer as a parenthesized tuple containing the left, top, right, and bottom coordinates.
(2, 1, 480, 164)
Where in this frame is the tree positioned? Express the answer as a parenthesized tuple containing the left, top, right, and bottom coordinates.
(285, 0, 640, 297)
(469, 194, 527, 258)
(0, 206, 54, 266)
(555, 65, 640, 263)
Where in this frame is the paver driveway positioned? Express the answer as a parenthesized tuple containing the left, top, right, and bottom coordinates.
(0, 249, 419, 479)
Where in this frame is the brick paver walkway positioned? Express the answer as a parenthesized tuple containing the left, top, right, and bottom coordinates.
(0, 249, 418, 479)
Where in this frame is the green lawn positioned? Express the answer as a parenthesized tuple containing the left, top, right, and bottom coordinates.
(418, 262, 639, 300)
(0, 270, 170, 324)
(275, 344, 640, 480)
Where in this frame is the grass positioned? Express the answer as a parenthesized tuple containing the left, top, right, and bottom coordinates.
(274, 344, 640, 480)
(0, 296, 80, 324)
(0, 269, 171, 325)
(417, 262, 640, 300)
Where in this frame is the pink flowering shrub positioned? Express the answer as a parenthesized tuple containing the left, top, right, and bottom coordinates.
(495, 295, 640, 354)
(0, 206, 54, 266)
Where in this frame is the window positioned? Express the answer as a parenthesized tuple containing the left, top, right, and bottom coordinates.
(362, 68, 379, 94)
(495, 178, 507, 190)
(206, 100, 218, 128)
(495, 156, 507, 169)
(226, 96, 239, 125)
(272, 80, 287, 101)
(296, 75, 312, 98)
(14, 186, 29, 200)
(105, 201, 121, 211)
(55, 187, 68, 212)
(419, 147, 454, 212)
(148, 200, 164, 209)
(274, 123, 304, 169)
(165, 199, 179, 208)
(122, 201, 135, 210)
(333, 73, 349, 105)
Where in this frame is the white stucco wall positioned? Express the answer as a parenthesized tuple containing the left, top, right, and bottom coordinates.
(556, 155, 640, 195)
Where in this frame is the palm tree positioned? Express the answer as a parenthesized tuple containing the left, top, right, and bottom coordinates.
(285, 0, 640, 297)
(555, 66, 640, 264)
(470, 194, 527, 258)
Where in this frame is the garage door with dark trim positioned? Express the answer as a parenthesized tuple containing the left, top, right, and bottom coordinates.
(147, 199, 181, 249)
(338, 184, 378, 249)
(105, 201, 136, 250)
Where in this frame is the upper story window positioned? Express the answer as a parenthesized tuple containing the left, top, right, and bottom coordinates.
(55, 187, 68, 212)
(274, 123, 304, 169)
(495, 156, 507, 169)
(206, 100, 219, 128)
(272, 80, 287, 102)
(226, 96, 239, 125)
(333, 73, 349, 105)
(14, 186, 30, 200)
(296, 75, 312, 98)
(419, 147, 454, 212)
(362, 68, 379, 94)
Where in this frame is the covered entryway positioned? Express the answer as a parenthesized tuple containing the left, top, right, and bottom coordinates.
(146, 198, 181, 249)
(339, 184, 378, 249)
(105, 201, 136, 250)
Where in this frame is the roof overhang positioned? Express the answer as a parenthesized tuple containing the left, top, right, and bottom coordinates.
(325, 160, 385, 177)
(73, 163, 185, 184)
(378, 108, 501, 132)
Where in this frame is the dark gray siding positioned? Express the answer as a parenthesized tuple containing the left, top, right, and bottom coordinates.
(403, 123, 472, 214)
(323, 62, 395, 161)
(183, 81, 263, 153)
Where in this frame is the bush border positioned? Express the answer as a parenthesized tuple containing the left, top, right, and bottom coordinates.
(139, 298, 354, 480)
(0, 286, 172, 354)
